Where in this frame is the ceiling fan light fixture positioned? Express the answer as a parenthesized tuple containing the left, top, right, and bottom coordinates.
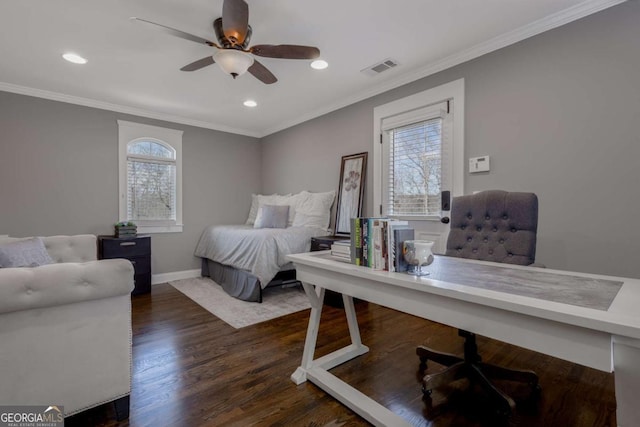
(310, 59, 328, 70)
(243, 100, 257, 107)
(213, 49, 254, 78)
(133, 1, 319, 85)
(62, 53, 87, 64)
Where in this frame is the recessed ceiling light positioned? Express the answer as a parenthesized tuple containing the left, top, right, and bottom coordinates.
(62, 53, 87, 64)
(243, 100, 257, 107)
(310, 59, 328, 70)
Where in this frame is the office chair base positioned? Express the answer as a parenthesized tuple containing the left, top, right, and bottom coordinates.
(417, 333, 539, 417)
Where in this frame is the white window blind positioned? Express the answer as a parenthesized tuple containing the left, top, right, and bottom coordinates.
(381, 101, 451, 218)
(126, 140, 177, 222)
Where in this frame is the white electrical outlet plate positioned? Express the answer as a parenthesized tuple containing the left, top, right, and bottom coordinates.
(469, 156, 490, 173)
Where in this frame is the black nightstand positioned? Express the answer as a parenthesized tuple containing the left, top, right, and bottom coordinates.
(310, 235, 352, 308)
(98, 235, 151, 295)
(310, 235, 350, 252)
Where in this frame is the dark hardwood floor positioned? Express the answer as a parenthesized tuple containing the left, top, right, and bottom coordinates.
(67, 283, 617, 427)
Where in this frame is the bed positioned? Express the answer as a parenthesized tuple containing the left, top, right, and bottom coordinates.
(195, 191, 334, 302)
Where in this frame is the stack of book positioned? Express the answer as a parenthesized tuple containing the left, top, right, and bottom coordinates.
(350, 218, 414, 272)
(330, 240, 351, 263)
(115, 222, 137, 238)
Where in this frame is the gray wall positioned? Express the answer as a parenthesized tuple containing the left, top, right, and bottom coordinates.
(0, 92, 261, 274)
(1, 2, 639, 279)
(261, 1, 640, 278)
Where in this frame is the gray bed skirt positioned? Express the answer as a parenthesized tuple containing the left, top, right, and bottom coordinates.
(201, 258, 297, 303)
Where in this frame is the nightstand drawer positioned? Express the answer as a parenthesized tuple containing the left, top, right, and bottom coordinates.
(101, 236, 150, 258)
(312, 240, 332, 251)
(310, 236, 349, 252)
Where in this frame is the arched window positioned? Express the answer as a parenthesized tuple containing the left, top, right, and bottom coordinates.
(118, 121, 183, 233)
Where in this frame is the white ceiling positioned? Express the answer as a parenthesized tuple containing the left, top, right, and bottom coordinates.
(0, 0, 624, 137)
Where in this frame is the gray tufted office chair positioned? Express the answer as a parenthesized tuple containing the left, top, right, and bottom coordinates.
(417, 190, 540, 417)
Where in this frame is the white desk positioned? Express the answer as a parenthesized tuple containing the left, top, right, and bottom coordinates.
(288, 252, 640, 426)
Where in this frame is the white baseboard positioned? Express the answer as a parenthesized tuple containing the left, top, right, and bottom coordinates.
(152, 269, 201, 285)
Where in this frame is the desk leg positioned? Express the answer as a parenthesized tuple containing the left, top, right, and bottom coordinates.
(291, 282, 325, 385)
(291, 284, 407, 426)
(291, 283, 369, 385)
(343, 294, 363, 348)
(613, 335, 640, 426)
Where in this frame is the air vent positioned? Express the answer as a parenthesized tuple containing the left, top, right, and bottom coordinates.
(361, 58, 399, 76)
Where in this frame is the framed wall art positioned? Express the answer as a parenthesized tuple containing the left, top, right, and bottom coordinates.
(334, 152, 367, 236)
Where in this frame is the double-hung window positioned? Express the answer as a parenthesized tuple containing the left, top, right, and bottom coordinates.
(374, 79, 464, 221)
(118, 121, 183, 233)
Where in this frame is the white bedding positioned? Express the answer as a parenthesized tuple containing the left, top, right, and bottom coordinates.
(194, 225, 328, 287)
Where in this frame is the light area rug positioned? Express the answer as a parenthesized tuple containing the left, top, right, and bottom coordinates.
(169, 277, 311, 329)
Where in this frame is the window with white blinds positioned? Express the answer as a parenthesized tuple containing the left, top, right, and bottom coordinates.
(380, 101, 452, 219)
(118, 121, 183, 233)
(126, 140, 176, 221)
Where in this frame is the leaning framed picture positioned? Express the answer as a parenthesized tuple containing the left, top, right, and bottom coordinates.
(334, 152, 367, 236)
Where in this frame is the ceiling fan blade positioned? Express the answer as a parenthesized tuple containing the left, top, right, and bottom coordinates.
(222, 0, 249, 45)
(250, 45, 320, 60)
(130, 17, 219, 47)
(248, 60, 277, 85)
(180, 56, 215, 72)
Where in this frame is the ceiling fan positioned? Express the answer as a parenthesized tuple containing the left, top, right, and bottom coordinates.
(131, 0, 320, 84)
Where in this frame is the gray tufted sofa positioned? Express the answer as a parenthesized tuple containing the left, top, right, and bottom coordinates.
(0, 235, 134, 419)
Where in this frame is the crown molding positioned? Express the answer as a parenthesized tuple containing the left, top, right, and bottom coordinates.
(0, 0, 627, 139)
(261, 0, 627, 137)
(0, 82, 262, 138)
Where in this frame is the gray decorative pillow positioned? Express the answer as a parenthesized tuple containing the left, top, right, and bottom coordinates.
(0, 237, 54, 268)
(254, 205, 290, 229)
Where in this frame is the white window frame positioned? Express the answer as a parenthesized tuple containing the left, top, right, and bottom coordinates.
(381, 103, 449, 219)
(118, 120, 184, 233)
(373, 79, 465, 220)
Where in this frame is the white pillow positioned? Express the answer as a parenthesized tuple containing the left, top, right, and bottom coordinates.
(282, 192, 303, 226)
(292, 190, 336, 230)
(246, 194, 261, 225)
(245, 193, 292, 225)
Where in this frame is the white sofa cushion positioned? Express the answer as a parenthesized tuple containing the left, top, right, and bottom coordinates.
(43, 234, 97, 263)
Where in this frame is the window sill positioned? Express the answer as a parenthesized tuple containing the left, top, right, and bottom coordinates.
(137, 224, 183, 234)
